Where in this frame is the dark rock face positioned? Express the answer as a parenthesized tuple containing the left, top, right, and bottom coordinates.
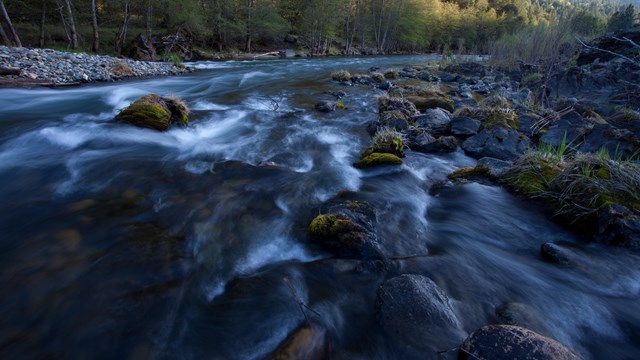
(377, 274, 464, 354)
(309, 200, 383, 259)
(462, 127, 530, 160)
(451, 116, 481, 137)
(540, 111, 587, 147)
(597, 205, 640, 250)
(477, 157, 513, 178)
(414, 108, 452, 135)
(579, 124, 639, 159)
(315, 100, 336, 112)
(459, 325, 582, 360)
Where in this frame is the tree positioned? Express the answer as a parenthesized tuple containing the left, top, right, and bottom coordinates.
(91, 0, 99, 52)
(0, 0, 21, 47)
(114, 0, 131, 54)
(607, 4, 636, 32)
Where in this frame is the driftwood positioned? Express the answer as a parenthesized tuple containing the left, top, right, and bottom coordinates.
(253, 51, 280, 58)
(0, 66, 20, 75)
(576, 37, 640, 67)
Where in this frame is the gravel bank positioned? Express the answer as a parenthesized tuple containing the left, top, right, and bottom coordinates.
(0, 46, 191, 87)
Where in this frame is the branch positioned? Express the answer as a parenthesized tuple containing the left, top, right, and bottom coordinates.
(576, 37, 640, 67)
(283, 277, 321, 324)
(612, 36, 640, 51)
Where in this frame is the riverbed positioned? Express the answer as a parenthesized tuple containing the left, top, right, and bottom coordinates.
(0, 55, 639, 359)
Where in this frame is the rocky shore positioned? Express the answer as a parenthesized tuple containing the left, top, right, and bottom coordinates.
(0, 46, 191, 87)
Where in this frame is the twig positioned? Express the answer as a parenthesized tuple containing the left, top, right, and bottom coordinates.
(612, 36, 640, 51)
(283, 277, 321, 324)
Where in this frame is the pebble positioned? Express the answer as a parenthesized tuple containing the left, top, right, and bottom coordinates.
(0, 45, 190, 85)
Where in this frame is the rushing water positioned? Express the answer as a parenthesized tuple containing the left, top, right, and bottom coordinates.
(1, 56, 639, 359)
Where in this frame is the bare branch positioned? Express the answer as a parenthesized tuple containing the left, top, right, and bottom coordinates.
(612, 36, 640, 51)
(283, 277, 321, 324)
(576, 37, 639, 67)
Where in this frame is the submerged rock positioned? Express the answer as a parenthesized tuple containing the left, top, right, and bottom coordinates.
(459, 325, 582, 360)
(376, 274, 464, 354)
(115, 94, 190, 131)
(315, 100, 337, 112)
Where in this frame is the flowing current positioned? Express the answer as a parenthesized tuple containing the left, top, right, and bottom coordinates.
(0, 56, 639, 359)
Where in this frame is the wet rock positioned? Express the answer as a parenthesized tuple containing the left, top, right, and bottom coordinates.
(495, 303, 551, 336)
(376, 274, 464, 353)
(540, 111, 587, 147)
(378, 80, 393, 90)
(578, 124, 639, 159)
(477, 157, 513, 178)
(315, 100, 336, 112)
(309, 200, 383, 259)
(462, 127, 530, 160)
(115, 94, 190, 131)
(459, 325, 582, 360)
(406, 94, 455, 112)
(444, 62, 487, 77)
(414, 108, 452, 135)
(380, 110, 411, 131)
(597, 204, 640, 250)
(354, 153, 402, 168)
(377, 96, 418, 119)
(412, 135, 459, 153)
(540, 242, 573, 265)
(451, 116, 481, 137)
(269, 325, 326, 360)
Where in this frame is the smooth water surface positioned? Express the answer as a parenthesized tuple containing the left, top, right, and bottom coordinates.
(0, 55, 639, 359)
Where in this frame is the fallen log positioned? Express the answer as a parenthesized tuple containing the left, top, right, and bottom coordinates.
(0, 66, 20, 75)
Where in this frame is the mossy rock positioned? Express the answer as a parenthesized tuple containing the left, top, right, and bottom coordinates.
(484, 109, 519, 129)
(507, 160, 562, 196)
(406, 95, 455, 112)
(331, 70, 351, 82)
(116, 94, 190, 131)
(447, 165, 491, 181)
(354, 152, 403, 168)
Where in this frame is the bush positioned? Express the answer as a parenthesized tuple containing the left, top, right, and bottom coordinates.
(371, 127, 405, 157)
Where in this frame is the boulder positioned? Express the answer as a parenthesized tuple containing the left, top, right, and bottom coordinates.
(412, 135, 459, 153)
(451, 116, 481, 137)
(376, 274, 464, 353)
(379, 111, 411, 131)
(540, 111, 587, 147)
(115, 94, 190, 131)
(354, 153, 403, 168)
(406, 94, 455, 112)
(477, 157, 513, 178)
(315, 100, 336, 112)
(597, 204, 640, 250)
(495, 303, 551, 336)
(578, 124, 639, 159)
(414, 108, 452, 135)
(459, 325, 582, 360)
(462, 127, 530, 161)
(444, 62, 487, 77)
(378, 80, 393, 90)
(309, 200, 383, 259)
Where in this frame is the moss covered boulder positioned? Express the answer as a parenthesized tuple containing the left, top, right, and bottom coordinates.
(406, 93, 455, 112)
(354, 152, 402, 168)
(116, 94, 190, 131)
(309, 200, 382, 259)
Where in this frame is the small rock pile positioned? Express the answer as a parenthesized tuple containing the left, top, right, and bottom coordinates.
(0, 46, 189, 85)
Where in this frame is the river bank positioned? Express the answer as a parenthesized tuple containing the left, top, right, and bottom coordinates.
(0, 45, 191, 87)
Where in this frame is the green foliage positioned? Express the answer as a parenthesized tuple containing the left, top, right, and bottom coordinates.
(162, 53, 183, 66)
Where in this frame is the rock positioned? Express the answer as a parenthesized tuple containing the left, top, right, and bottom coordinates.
(540, 111, 587, 147)
(414, 108, 452, 135)
(462, 127, 530, 160)
(315, 100, 336, 112)
(412, 134, 459, 153)
(406, 93, 455, 112)
(376, 274, 464, 353)
(444, 62, 487, 77)
(578, 124, 639, 159)
(377, 96, 418, 119)
(354, 153, 402, 168)
(459, 325, 582, 360)
(597, 204, 640, 250)
(115, 94, 190, 131)
(269, 325, 326, 360)
(540, 242, 573, 265)
(380, 111, 411, 131)
(309, 200, 382, 259)
(378, 80, 393, 90)
(495, 303, 551, 336)
(477, 157, 513, 178)
(451, 116, 481, 137)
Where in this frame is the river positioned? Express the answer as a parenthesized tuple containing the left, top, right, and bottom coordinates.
(0, 55, 639, 359)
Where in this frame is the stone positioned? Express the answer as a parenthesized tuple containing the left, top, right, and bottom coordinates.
(115, 94, 190, 131)
(477, 157, 513, 177)
(412, 135, 459, 153)
(314, 100, 336, 112)
(462, 127, 530, 161)
(376, 274, 464, 353)
(540, 111, 587, 147)
(540, 242, 573, 265)
(414, 108, 452, 135)
(451, 116, 481, 137)
(578, 124, 639, 159)
(269, 325, 326, 360)
(597, 205, 640, 250)
(378, 80, 393, 90)
(459, 325, 582, 360)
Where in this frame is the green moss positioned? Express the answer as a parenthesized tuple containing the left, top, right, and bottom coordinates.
(336, 99, 346, 109)
(406, 95, 455, 112)
(595, 167, 611, 180)
(309, 214, 360, 240)
(331, 70, 351, 82)
(508, 161, 562, 196)
(116, 103, 171, 131)
(447, 165, 491, 181)
(485, 110, 519, 129)
(384, 70, 399, 79)
(354, 152, 402, 168)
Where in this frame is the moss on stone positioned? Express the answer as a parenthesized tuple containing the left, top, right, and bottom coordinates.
(508, 161, 562, 196)
(331, 70, 351, 82)
(406, 95, 455, 112)
(354, 152, 403, 168)
(309, 214, 362, 243)
(447, 165, 491, 181)
(484, 110, 519, 129)
(371, 72, 385, 83)
(116, 102, 171, 131)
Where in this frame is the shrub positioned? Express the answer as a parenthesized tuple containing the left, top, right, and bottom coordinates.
(331, 69, 351, 82)
(371, 127, 405, 157)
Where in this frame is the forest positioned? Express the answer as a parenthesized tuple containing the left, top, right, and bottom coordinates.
(0, 0, 638, 58)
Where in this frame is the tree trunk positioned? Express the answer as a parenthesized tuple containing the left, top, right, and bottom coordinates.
(39, 0, 46, 47)
(115, 1, 131, 54)
(63, 0, 78, 49)
(0, 24, 10, 46)
(244, 0, 254, 52)
(0, 0, 22, 47)
(146, 0, 152, 39)
(91, 0, 99, 52)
